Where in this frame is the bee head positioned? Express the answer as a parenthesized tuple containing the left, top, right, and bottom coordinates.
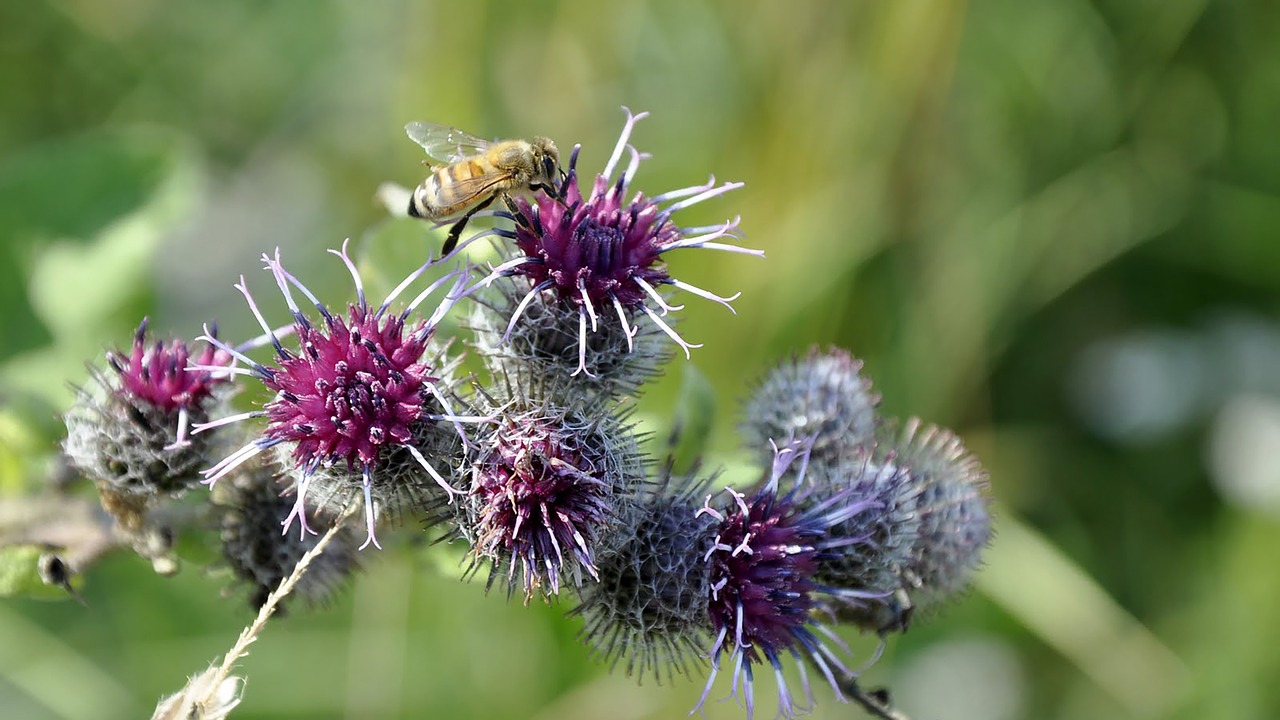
(532, 137, 560, 183)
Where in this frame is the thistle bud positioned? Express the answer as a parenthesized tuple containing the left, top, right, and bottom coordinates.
(741, 347, 880, 467)
(215, 456, 361, 611)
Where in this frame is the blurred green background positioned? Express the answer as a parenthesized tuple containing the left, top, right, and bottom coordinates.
(3, 0, 1279, 718)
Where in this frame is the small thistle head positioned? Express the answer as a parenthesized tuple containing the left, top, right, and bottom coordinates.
(63, 320, 232, 500)
(742, 347, 880, 466)
(461, 380, 645, 601)
(888, 418, 992, 608)
(471, 107, 761, 378)
(199, 241, 473, 550)
(215, 456, 361, 612)
(572, 467, 719, 684)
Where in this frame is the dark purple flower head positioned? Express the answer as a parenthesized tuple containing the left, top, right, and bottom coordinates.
(464, 391, 643, 601)
(472, 417, 608, 599)
(108, 318, 231, 415)
(198, 241, 471, 549)
(695, 439, 880, 720)
(475, 107, 762, 376)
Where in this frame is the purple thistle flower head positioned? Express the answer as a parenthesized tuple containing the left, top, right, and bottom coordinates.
(475, 107, 762, 376)
(695, 439, 881, 720)
(108, 318, 231, 414)
(198, 240, 473, 550)
(63, 321, 233, 500)
(463, 386, 644, 602)
(261, 302, 430, 470)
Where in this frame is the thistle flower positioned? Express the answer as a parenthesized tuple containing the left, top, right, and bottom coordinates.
(459, 375, 645, 601)
(741, 347, 880, 467)
(471, 107, 762, 378)
(578, 439, 884, 718)
(215, 456, 361, 611)
(693, 439, 881, 719)
(268, 344, 472, 537)
(63, 319, 232, 499)
(196, 241, 475, 550)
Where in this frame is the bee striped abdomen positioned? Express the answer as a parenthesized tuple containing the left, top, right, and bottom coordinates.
(411, 159, 492, 219)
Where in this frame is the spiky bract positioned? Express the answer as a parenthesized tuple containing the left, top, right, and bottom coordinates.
(573, 468, 718, 683)
(216, 457, 361, 611)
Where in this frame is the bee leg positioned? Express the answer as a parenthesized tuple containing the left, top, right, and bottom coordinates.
(441, 195, 496, 257)
(530, 181, 560, 201)
(502, 194, 542, 235)
(500, 194, 522, 221)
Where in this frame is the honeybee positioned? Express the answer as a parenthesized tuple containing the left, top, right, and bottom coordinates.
(404, 121, 560, 256)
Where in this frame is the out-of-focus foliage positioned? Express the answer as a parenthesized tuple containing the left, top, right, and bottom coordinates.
(2, 1, 1279, 718)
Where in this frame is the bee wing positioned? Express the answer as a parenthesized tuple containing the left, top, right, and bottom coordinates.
(404, 122, 492, 163)
(421, 171, 517, 214)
